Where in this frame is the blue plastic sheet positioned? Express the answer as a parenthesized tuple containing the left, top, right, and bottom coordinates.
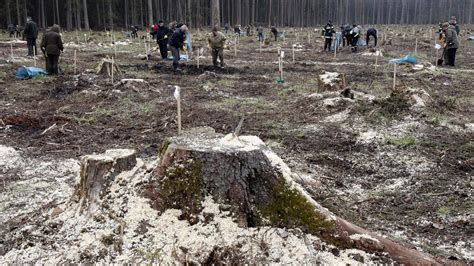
(389, 55, 417, 65)
(15, 66, 47, 79)
(467, 36, 474, 40)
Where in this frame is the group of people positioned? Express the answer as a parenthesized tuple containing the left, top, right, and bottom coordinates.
(13, 14, 463, 76)
(323, 21, 370, 53)
(7, 23, 24, 39)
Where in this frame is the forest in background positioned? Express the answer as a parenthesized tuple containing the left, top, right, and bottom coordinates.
(1, 0, 473, 30)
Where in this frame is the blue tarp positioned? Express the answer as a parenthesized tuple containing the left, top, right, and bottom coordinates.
(467, 36, 474, 40)
(15, 66, 47, 79)
(389, 55, 417, 65)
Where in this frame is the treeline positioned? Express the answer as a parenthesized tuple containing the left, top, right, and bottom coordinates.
(1, 0, 473, 30)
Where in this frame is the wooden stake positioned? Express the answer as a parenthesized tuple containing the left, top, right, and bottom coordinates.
(111, 57, 115, 84)
(334, 37, 337, 58)
(84, 34, 87, 43)
(234, 36, 237, 56)
(259, 41, 262, 53)
(74, 50, 77, 74)
(393, 64, 397, 90)
(307, 33, 311, 45)
(33, 45, 36, 67)
(113, 35, 117, 57)
(415, 38, 418, 55)
(375, 50, 379, 72)
(292, 45, 295, 63)
(10, 42, 13, 59)
(174, 86, 182, 136)
(144, 41, 148, 61)
(197, 49, 200, 68)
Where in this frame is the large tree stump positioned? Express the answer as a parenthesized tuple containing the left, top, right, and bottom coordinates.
(145, 127, 440, 265)
(75, 149, 136, 214)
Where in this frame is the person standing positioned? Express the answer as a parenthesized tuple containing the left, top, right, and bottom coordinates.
(271, 27, 278, 41)
(156, 20, 173, 60)
(8, 24, 16, 38)
(24, 17, 38, 56)
(40, 25, 64, 75)
(349, 23, 360, 53)
(257, 26, 264, 42)
(443, 22, 459, 67)
(208, 27, 226, 68)
(169, 23, 188, 71)
(366, 27, 378, 47)
(322, 21, 335, 51)
(450, 16, 460, 35)
(224, 23, 229, 34)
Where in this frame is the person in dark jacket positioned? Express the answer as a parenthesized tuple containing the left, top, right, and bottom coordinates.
(169, 23, 188, 71)
(24, 17, 38, 56)
(234, 25, 241, 36)
(156, 20, 173, 60)
(443, 22, 459, 67)
(341, 24, 352, 47)
(271, 27, 278, 41)
(8, 24, 16, 38)
(366, 27, 377, 47)
(40, 25, 64, 75)
(349, 24, 361, 53)
(131, 26, 138, 39)
(322, 21, 335, 51)
(450, 16, 460, 35)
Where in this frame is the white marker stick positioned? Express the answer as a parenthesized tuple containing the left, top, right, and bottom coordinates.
(292, 45, 295, 63)
(174, 86, 182, 135)
(10, 43, 13, 59)
(84, 34, 87, 43)
(375, 50, 378, 71)
(113, 35, 117, 56)
(197, 49, 200, 68)
(235, 36, 238, 56)
(111, 57, 115, 84)
(334, 37, 337, 58)
(74, 50, 77, 74)
(415, 38, 418, 55)
(33, 45, 36, 66)
(393, 64, 397, 90)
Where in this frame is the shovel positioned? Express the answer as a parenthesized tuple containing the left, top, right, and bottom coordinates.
(437, 48, 446, 66)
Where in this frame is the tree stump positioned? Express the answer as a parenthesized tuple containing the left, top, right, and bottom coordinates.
(145, 127, 440, 265)
(75, 149, 137, 214)
(96, 57, 122, 76)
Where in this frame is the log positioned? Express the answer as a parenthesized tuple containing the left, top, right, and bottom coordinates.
(75, 149, 137, 214)
(145, 127, 441, 265)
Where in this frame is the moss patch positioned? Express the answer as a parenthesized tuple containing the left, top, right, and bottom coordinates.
(159, 158, 203, 222)
(256, 177, 334, 235)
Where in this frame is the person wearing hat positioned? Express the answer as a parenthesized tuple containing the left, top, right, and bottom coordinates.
(24, 16, 38, 56)
(443, 22, 459, 67)
(169, 23, 188, 71)
(40, 24, 64, 75)
(322, 21, 335, 51)
(156, 20, 173, 60)
(208, 27, 227, 68)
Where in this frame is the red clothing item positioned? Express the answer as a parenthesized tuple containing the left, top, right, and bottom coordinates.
(153, 24, 158, 33)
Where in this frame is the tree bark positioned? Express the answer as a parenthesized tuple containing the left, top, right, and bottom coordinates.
(75, 149, 137, 214)
(67, 0, 73, 30)
(6, 0, 12, 25)
(211, 0, 220, 27)
(56, 0, 60, 26)
(108, 0, 113, 30)
(83, 0, 90, 30)
(147, 0, 153, 27)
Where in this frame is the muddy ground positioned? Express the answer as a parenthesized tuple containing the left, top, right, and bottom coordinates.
(1, 25, 473, 262)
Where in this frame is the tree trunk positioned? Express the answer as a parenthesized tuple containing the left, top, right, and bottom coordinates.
(83, 0, 90, 30)
(96, 0, 101, 28)
(108, 0, 113, 30)
(66, 0, 72, 30)
(56, 0, 60, 26)
(6, 0, 12, 25)
(16, 0, 20, 25)
(211, 0, 220, 27)
(41, 0, 46, 27)
(147, 0, 153, 27)
(145, 127, 441, 265)
(23, 0, 27, 25)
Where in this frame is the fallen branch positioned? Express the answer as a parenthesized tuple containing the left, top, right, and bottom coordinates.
(41, 123, 57, 136)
